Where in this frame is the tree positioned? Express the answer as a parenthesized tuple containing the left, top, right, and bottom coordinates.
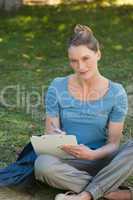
(0, 0, 22, 11)
(0, 0, 4, 8)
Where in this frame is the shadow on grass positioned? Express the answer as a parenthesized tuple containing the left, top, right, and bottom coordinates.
(0, 2, 133, 65)
(0, 183, 61, 200)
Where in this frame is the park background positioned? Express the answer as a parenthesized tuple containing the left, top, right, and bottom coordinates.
(0, 0, 133, 199)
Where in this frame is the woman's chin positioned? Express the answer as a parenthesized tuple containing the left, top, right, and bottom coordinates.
(79, 73, 93, 81)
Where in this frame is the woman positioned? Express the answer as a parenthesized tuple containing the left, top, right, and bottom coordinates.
(34, 24, 133, 200)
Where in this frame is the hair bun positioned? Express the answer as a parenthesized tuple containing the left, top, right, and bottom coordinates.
(74, 24, 93, 35)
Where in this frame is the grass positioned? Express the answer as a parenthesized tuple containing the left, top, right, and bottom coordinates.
(0, 0, 133, 191)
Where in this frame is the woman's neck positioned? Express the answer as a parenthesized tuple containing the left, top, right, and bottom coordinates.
(75, 73, 106, 91)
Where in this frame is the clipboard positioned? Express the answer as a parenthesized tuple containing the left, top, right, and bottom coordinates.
(30, 134, 77, 159)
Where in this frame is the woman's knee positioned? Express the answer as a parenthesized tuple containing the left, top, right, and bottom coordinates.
(34, 154, 60, 177)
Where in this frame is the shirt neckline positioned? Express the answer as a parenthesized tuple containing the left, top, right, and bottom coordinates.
(65, 74, 112, 103)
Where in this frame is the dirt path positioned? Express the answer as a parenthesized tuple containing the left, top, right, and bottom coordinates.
(0, 188, 33, 200)
(0, 186, 58, 200)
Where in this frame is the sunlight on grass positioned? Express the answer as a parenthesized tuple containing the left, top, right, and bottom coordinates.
(25, 32, 35, 39)
(8, 16, 37, 29)
(95, 0, 133, 7)
(0, 38, 3, 43)
(35, 56, 44, 61)
(20, 16, 32, 24)
(58, 23, 66, 31)
(23, 0, 133, 6)
(42, 16, 49, 23)
(0, 58, 4, 62)
(111, 16, 120, 25)
(115, 0, 133, 5)
(22, 53, 30, 59)
(113, 44, 123, 50)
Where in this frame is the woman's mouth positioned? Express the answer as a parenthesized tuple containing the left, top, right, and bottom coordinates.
(79, 71, 89, 75)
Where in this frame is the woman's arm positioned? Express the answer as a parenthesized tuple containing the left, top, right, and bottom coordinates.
(93, 84, 128, 159)
(92, 121, 124, 160)
(44, 78, 64, 134)
(45, 115, 66, 134)
(61, 121, 124, 160)
(45, 115, 60, 134)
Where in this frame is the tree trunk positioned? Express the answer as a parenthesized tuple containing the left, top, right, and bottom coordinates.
(0, 0, 4, 8)
(0, 0, 22, 11)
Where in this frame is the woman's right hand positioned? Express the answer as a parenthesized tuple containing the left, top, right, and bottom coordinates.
(50, 120, 66, 135)
(45, 116, 66, 135)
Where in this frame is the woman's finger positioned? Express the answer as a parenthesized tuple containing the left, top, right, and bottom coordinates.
(61, 146, 79, 156)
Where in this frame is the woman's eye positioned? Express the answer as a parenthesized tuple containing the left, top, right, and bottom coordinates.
(83, 57, 89, 61)
(71, 60, 77, 63)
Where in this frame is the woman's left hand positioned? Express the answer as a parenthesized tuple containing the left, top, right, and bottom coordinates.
(60, 144, 95, 160)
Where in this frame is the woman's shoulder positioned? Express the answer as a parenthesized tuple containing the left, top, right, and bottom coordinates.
(49, 76, 68, 89)
(110, 80, 127, 96)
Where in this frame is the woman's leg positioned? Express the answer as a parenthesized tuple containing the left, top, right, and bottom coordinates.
(34, 140, 133, 199)
(34, 154, 92, 193)
(34, 152, 114, 193)
(84, 140, 133, 200)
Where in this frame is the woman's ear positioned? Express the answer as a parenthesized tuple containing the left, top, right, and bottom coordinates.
(97, 50, 101, 61)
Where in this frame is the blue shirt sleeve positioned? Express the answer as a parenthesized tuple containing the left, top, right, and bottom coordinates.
(45, 79, 60, 117)
(109, 85, 128, 122)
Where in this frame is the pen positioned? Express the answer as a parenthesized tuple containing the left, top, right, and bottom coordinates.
(51, 121, 64, 134)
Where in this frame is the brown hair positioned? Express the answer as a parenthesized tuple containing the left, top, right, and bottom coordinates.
(68, 24, 100, 52)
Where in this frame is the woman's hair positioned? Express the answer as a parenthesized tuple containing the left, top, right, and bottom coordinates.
(68, 24, 100, 52)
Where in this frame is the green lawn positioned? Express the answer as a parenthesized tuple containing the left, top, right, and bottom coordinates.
(0, 1, 133, 187)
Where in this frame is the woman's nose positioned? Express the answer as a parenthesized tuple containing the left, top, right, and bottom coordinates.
(78, 62, 85, 71)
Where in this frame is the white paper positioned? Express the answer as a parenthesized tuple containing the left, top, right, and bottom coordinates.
(30, 134, 77, 159)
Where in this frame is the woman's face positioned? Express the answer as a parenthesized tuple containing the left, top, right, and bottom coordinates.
(68, 45, 101, 80)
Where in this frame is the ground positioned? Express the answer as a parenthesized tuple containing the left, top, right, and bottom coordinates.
(0, 185, 59, 200)
(0, 1, 133, 199)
